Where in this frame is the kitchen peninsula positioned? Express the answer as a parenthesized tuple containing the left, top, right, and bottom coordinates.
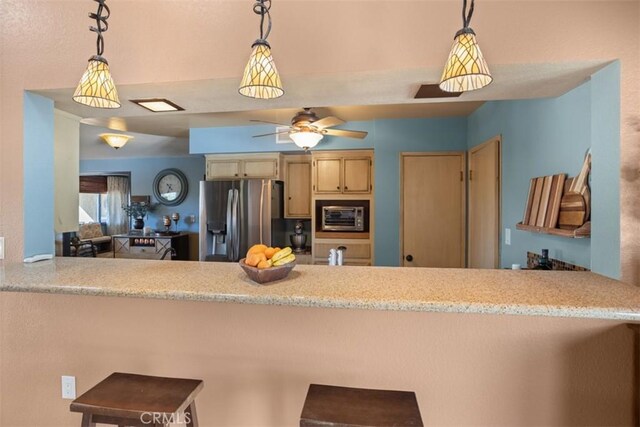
(1, 258, 638, 425)
(3, 258, 640, 319)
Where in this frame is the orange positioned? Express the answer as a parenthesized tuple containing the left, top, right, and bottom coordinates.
(247, 244, 268, 257)
(264, 247, 278, 259)
(245, 252, 267, 267)
(257, 260, 272, 269)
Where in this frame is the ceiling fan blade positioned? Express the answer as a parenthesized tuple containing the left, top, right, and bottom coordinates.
(252, 130, 291, 138)
(310, 116, 345, 130)
(323, 128, 368, 139)
(250, 119, 291, 127)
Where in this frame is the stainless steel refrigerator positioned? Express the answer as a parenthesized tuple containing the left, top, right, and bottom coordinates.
(199, 180, 284, 262)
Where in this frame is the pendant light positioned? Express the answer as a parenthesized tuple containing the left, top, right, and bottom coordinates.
(73, 0, 121, 108)
(99, 133, 133, 149)
(239, 0, 284, 99)
(439, 0, 492, 93)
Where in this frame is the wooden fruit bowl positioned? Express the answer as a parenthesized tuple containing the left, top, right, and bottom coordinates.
(239, 258, 296, 284)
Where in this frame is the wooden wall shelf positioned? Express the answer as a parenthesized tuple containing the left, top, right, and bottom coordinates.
(516, 222, 591, 239)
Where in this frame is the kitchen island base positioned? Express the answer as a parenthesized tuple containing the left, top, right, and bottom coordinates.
(0, 291, 634, 426)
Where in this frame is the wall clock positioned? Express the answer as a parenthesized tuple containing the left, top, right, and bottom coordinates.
(153, 168, 188, 206)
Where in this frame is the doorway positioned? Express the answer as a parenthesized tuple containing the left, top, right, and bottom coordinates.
(400, 152, 466, 267)
(468, 136, 501, 269)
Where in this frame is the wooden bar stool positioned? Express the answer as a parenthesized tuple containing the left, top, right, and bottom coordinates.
(300, 384, 423, 427)
(70, 372, 203, 427)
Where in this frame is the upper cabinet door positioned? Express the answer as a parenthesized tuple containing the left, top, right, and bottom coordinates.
(343, 158, 371, 193)
(285, 160, 312, 218)
(314, 158, 343, 193)
(206, 160, 241, 179)
(243, 159, 278, 178)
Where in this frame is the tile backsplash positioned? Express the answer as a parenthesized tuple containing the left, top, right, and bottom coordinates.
(527, 252, 590, 271)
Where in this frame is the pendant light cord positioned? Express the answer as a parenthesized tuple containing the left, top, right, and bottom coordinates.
(89, 0, 110, 57)
(461, 0, 475, 28)
(253, 0, 272, 42)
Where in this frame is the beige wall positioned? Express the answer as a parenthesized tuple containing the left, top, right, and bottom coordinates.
(0, 292, 636, 426)
(1, 1, 639, 425)
(1, 0, 638, 279)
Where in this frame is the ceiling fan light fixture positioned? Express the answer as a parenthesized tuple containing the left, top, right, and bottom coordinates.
(439, 0, 492, 93)
(73, 0, 121, 109)
(99, 133, 133, 149)
(290, 131, 323, 149)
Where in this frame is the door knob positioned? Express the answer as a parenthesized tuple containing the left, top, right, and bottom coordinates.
(405, 255, 413, 262)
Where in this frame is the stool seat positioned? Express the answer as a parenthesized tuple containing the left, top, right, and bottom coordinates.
(70, 372, 203, 427)
(300, 384, 423, 427)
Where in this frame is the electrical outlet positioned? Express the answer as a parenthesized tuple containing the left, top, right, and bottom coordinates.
(505, 228, 511, 245)
(61, 376, 76, 399)
(0, 237, 4, 259)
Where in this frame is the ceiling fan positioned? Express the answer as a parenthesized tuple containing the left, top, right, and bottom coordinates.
(251, 108, 368, 150)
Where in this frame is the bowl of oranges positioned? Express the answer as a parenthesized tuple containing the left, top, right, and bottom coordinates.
(239, 244, 297, 284)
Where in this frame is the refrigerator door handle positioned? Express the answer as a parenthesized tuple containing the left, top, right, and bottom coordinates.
(232, 188, 240, 260)
(226, 188, 234, 261)
(259, 180, 266, 244)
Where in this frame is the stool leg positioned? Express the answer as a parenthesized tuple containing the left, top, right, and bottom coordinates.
(81, 413, 96, 427)
(185, 401, 199, 427)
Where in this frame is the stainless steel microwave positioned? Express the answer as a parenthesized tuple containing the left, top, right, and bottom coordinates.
(321, 206, 365, 231)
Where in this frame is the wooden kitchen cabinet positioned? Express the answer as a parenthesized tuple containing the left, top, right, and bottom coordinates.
(314, 242, 371, 259)
(243, 158, 278, 178)
(285, 157, 312, 218)
(314, 158, 342, 193)
(205, 154, 282, 180)
(343, 158, 371, 193)
(312, 151, 373, 194)
(206, 159, 241, 179)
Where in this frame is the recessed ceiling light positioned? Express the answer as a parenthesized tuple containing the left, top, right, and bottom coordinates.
(130, 98, 184, 112)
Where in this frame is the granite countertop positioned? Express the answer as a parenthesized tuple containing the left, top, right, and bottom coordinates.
(1, 258, 640, 321)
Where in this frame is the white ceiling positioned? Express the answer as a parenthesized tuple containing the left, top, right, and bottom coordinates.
(50, 60, 610, 159)
(80, 125, 190, 160)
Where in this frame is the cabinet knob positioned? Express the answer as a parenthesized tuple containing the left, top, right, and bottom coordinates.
(344, 186, 348, 190)
(234, 173, 238, 177)
(288, 197, 292, 200)
(244, 173, 247, 177)
(405, 255, 413, 262)
(337, 186, 340, 190)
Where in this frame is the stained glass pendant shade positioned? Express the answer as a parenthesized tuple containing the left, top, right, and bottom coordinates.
(239, 0, 284, 99)
(73, 0, 121, 108)
(239, 42, 284, 99)
(73, 56, 121, 108)
(439, 0, 492, 93)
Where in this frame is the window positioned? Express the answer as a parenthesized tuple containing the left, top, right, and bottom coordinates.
(79, 193, 109, 224)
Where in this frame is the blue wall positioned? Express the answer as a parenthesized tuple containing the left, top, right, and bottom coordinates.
(467, 86, 592, 269)
(80, 156, 205, 233)
(191, 117, 468, 265)
(589, 63, 621, 278)
(23, 92, 55, 259)
(467, 62, 620, 275)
